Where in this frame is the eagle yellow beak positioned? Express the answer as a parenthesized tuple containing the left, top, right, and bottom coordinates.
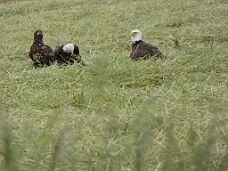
(130, 32, 135, 36)
(71, 50, 74, 56)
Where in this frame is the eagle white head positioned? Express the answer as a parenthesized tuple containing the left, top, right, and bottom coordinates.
(62, 43, 74, 55)
(130, 29, 142, 43)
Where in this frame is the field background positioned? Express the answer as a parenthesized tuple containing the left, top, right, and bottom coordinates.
(0, 0, 228, 170)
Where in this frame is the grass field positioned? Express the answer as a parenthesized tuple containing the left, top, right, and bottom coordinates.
(0, 0, 228, 170)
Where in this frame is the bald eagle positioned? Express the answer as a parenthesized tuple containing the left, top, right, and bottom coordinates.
(29, 30, 55, 67)
(54, 43, 85, 65)
(130, 29, 164, 60)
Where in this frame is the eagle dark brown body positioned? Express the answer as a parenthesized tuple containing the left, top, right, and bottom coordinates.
(54, 44, 85, 65)
(29, 30, 55, 67)
(130, 40, 164, 60)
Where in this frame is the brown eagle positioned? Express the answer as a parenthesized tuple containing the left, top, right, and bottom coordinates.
(54, 43, 85, 65)
(130, 29, 164, 60)
(29, 30, 55, 67)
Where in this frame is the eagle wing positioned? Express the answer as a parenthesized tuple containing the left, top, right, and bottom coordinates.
(130, 41, 164, 60)
(29, 43, 54, 67)
(142, 42, 164, 58)
(73, 45, 80, 55)
(53, 46, 61, 59)
(54, 46, 71, 63)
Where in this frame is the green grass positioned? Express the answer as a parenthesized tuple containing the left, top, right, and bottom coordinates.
(0, 0, 228, 170)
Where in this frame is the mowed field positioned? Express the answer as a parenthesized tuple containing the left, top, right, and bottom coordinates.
(0, 0, 228, 170)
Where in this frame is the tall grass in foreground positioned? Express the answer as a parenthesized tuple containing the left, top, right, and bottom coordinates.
(0, 0, 228, 170)
(1, 105, 228, 170)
